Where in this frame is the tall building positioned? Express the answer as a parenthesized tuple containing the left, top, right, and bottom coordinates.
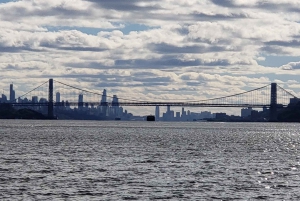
(112, 95, 119, 117)
(100, 89, 108, 116)
(78, 94, 83, 109)
(167, 105, 171, 113)
(9, 84, 15, 103)
(181, 107, 187, 121)
(155, 106, 160, 121)
(101, 89, 107, 104)
(56, 92, 60, 103)
(176, 112, 181, 121)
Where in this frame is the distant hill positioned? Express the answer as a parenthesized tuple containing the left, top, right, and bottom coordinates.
(0, 104, 46, 119)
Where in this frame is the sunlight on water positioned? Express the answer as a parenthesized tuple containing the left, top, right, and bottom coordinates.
(0, 120, 300, 200)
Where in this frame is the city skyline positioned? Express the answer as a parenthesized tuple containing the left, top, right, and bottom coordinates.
(1, 0, 300, 116)
(0, 80, 298, 119)
(2, 82, 295, 122)
(0, 82, 220, 121)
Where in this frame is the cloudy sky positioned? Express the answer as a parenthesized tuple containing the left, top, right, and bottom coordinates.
(1, 0, 300, 115)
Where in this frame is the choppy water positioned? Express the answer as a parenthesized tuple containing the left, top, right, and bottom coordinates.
(1, 120, 300, 200)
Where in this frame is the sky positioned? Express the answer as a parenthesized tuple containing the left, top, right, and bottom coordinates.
(1, 0, 300, 115)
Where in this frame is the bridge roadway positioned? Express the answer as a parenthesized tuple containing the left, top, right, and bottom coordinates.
(6, 102, 277, 108)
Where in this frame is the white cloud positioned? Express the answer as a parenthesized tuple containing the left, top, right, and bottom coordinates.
(0, 0, 300, 115)
(280, 62, 300, 70)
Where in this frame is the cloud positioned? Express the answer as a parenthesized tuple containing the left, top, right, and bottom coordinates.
(1, 0, 300, 116)
(85, 0, 162, 12)
(280, 62, 300, 70)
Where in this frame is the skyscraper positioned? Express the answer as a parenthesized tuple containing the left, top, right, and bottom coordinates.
(112, 95, 119, 116)
(9, 84, 15, 103)
(56, 92, 60, 103)
(155, 106, 160, 121)
(167, 105, 170, 113)
(100, 89, 108, 116)
(100, 89, 107, 105)
(78, 94, 83, 109)
(166, 105, 172, 121)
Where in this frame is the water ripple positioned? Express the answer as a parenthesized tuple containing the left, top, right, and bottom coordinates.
(0, 120, 300, 200)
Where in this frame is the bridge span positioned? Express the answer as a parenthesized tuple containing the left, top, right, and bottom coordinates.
(2, 79, 299, 121)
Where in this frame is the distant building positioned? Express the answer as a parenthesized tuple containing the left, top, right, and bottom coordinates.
(164, 105, 173, 121)
(251, 110, 260, 119)
(32, 96, 38, 103)
(112, 95, 120, 117)
(155, 106, 160, 121)
(66, 101, 71, 110)
(176, 112, 180, 121)
(56, 92, 60, 103)
(201, 111, 212, 119)
(241, 107, 252, 118)
(39, 98, 47, 103)
(289, 98, 300, 106)
(100, 89, 108, 116)
(167, 105, 170, 113)
(215, 113, 227, 120)
(0, 94, 7, 103)
(181, 107, 187, 120)
(170, 110, 174, 120)
(101, 89, 107, 104)
(9, 84, 15, 103)
(78, 94, 83, 109)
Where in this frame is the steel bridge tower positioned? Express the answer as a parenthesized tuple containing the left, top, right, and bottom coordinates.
(269, 83, 277, 122)
(48, 78, 54, 119)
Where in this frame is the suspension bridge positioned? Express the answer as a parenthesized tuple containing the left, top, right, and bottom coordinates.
(1, 79, 299, 121)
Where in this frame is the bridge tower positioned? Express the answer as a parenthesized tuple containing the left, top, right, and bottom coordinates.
(269, 83, 277, 122)
(48, 78, 54, 119)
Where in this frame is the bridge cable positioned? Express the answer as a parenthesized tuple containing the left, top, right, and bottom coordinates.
(16, 80, 49, 101)
(277, 85, 298, 98)
(185, 84, 271, 103)
(54, 80, 151, 103)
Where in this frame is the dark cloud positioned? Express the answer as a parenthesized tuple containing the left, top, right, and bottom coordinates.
(210, 0, 238, 8)
(3, 64, 40, 71)
(148, 43, 237, 54)
(0, 41, 106, 53)
(85, 0, 162, 12)
(260, 46, 289, 55)
(0, 46, 43, 53)
(132, 76, 172, 83)
(261, 40, 300, 55)
(131, 71, 157, 77)
(211, 0, 299, 13)
(117, 58, 200, 68)
(192, 12, 249, 21)
(265, 40, 300, 47)
(94, 81, 168, 88)
(40, 42, 107, 51)
(66, 55, 231, 70)
(115, 57, 197, 68)
(0, 4, 91, 20)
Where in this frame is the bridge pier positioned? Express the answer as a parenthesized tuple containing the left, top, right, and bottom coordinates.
(269, 83, 277, 122)
(48, 78, 54, 119)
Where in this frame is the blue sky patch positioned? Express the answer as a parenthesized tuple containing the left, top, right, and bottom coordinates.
(0, 0, 14, 3)
(258, 55, 300, 67)
(45, 23, 155, 36)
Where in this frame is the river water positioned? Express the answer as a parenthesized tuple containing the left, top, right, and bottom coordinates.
(0, 120, 300, 200)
